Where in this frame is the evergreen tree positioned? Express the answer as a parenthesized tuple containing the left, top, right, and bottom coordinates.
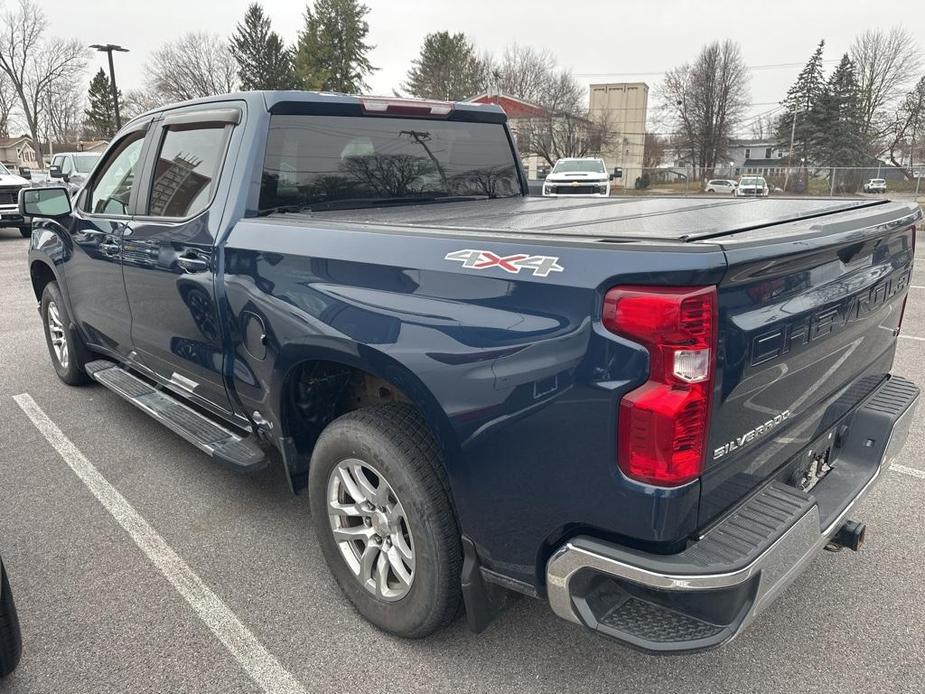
(294, 0, 375, 93)
(83, 68, 121, 139)
(807, 53, 866, 187)
(230, 3, 295, 90)
(403, 32, 487, 101)
(776, 40, 826, 167)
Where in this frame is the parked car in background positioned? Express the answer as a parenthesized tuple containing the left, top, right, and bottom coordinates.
(0, 161, 32, 237)
(0, 555, 22, 678)
(48, 152, 102, 194)
(542, 157, 612, 197)
(704, 179, 737, 194)
(864, 178, 887, 194)
(16, 167, 31, 180)
(735, 176, 769, 197)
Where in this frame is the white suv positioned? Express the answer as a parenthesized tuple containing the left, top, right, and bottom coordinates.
(542, 158, 611, 197)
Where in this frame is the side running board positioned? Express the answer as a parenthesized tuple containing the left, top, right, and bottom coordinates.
(85, 360, 267, 471)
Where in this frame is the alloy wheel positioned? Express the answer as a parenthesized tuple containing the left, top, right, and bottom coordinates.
(327, 459, 415, 601)
(46, 300, 69, 369)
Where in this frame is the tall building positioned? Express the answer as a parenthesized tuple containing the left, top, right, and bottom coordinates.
(589, 82, 648, 189)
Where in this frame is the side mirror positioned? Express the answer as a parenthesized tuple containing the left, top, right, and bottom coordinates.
(49, 165, 63, 178)
(19, 186, 72, 219)
(612, 167, 623, 179)
(609, 174, 615, 181)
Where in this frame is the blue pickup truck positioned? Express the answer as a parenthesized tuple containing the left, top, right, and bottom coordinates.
(20, 91, 921, 652)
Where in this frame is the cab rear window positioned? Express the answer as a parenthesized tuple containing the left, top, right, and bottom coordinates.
(259, 115, 521, 211)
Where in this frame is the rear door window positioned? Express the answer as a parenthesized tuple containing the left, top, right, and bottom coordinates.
(145, 124, 230, 218)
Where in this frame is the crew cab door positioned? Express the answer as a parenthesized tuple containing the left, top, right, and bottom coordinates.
(63, 125, 151, 356)
(121, 105, 242, 420)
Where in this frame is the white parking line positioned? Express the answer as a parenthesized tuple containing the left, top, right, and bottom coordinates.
(911, 286, 925, 290)
(13, 393, 307, 694)
(891, 464, 925, 480)
(899, 335, 925, 342)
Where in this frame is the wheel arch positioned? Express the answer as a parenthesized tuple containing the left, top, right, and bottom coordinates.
(270, 342, 460, 493)
(29, 258, 58, 303)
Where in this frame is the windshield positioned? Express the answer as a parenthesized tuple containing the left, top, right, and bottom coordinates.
(0, 162, 9, 175)
(740, 177, 766, 186)
(552, 159, 605, 174)
(260, 115, 521, 211)
(73, 153, 101, 174)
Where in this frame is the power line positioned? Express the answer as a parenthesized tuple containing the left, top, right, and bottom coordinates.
(576, 59, 840, 79)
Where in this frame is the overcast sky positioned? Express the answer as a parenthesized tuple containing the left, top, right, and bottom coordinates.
(43, 0, 925, 135)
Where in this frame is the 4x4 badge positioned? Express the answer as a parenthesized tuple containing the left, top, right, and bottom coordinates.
(444, 249, 564, 277)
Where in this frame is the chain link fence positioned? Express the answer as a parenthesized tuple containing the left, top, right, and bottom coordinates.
(616, 165, 923, 200)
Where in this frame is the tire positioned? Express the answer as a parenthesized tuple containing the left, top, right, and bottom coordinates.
(40, 282, 90, 385)
(308, 403, 461, 639)
(0, 562, 22, 679)
(18, 226, 30, 238)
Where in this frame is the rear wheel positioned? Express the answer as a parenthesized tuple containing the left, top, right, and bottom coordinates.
(0, 562, 22, 679)
(40, 282, 90, 385)
(309, 403, 461, 638)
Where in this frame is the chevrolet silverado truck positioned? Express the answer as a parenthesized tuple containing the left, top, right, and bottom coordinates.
(20, 91, 921, 652)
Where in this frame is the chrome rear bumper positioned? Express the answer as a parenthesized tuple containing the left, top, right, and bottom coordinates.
(546, 375, 919, 652)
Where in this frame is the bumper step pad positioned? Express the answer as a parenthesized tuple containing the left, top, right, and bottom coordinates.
(85, 360, 267, 471)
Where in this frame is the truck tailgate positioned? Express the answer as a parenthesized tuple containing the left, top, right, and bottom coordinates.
(697, 201, 920, 525)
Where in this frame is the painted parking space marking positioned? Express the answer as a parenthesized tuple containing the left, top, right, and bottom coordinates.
(13, 393, 307, 694)
(898, 335, 925, 342)
(891, 464, 925, 480)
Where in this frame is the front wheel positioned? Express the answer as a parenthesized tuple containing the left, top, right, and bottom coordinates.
(18, 226, 30, 238)
(309, 404, 461, 638)
(40, 282, 90, 385)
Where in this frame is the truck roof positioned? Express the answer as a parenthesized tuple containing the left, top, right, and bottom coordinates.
(299, 196, 918, 244)
(125, 90, 506, 128)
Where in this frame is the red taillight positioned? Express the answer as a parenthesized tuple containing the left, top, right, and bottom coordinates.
(603, 286, 717, 486)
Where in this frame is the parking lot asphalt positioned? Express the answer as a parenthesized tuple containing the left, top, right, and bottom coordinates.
(1, 226, 925, 693)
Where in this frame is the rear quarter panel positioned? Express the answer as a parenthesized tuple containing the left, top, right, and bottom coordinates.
(221, 218, 726, 586)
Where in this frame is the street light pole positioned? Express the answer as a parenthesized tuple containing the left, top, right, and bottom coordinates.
(89, 44, 129, 132)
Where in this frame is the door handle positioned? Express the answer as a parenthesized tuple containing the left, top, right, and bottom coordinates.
(177, 253, 210, 274)
(99, 240, 120, 256)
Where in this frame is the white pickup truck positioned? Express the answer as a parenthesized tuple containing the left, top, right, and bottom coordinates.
(0, 162, 31, 237)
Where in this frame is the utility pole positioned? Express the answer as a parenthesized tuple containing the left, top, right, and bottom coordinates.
(783, 109, 802, 193)
(89, 44, 129, 132)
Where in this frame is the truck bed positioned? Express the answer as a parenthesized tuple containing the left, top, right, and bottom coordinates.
(296, 196, 901, 243)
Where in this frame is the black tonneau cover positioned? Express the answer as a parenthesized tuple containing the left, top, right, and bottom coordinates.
(299, 195, 897, 242)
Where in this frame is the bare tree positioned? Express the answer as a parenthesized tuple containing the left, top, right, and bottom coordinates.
(0, 70, 15, 137)
(661, 40, 750, 178)
(642, 132, 666, 169)
(121, 89, 166, 121)
(144, 33, 238, 103)
(488, 44, 583, 112)
(0, 0, 86, 162)
(749, 113, 776, 140)
(519, 110, 617, 166)
(885, 76, 925, 177)
(850, 27, 922, 149)
(45, 76, 83, 144)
